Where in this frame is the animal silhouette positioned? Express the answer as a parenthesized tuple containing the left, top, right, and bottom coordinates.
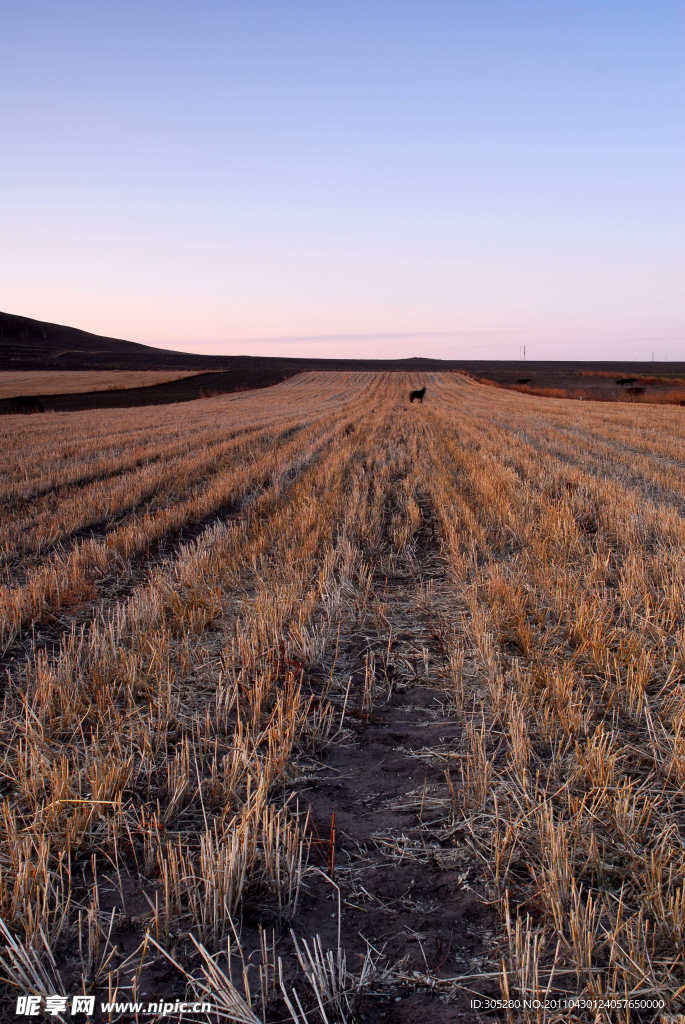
(11, 395, 44, 414)
(409, 387, 426, 404)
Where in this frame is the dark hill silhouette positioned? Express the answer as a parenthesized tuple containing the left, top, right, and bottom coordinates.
(1, 310, 251, 370)
(3, 310, 685, 410)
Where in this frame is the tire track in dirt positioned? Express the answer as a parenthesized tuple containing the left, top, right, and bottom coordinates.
(289, 466, 496, 1023)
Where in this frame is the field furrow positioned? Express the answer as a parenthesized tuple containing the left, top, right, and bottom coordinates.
(2, 372, 685, 1023)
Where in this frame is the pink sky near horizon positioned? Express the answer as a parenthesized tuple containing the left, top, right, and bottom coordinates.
(146, 332, 684, 363)
(2, 2, 683, 362)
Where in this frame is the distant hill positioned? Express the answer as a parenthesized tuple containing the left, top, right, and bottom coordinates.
(0, 310, 248, 370)
(0, 310, 458, 371)
(4, 310, 685, 409)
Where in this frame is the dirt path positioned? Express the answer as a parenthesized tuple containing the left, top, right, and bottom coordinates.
(287, 488, 498, 1023)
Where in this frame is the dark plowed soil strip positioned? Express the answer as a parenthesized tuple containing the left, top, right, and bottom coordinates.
(294, 664, 497, 1021)
(0, 370, 301, 414)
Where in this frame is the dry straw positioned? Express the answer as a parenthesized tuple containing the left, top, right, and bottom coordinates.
(2, 372, 685, 1019)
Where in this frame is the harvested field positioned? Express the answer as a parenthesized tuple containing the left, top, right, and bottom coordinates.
(6, 307, 685, 409)
(1, 373, 685, 1023)
(0, 372, 205, 401)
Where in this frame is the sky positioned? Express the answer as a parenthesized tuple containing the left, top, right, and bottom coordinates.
(1, 1, 683, 361)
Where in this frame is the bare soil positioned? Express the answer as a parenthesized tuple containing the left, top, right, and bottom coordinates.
(465, 364, 685, 402)
(290, 559, 497, 1023)
(0, 369, 300, 413)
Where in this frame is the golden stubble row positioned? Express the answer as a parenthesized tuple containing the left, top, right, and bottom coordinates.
(422, 374, 685, 1018)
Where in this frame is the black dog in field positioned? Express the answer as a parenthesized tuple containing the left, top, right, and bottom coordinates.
(11, 395, 44, 414)
(409, 386, 426, 404)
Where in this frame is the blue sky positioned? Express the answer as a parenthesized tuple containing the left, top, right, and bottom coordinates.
(1, 2, 682, 359)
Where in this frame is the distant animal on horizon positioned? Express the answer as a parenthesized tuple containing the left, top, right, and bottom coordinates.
(409, 387, 426, 404)
(11, 395, 44, 414)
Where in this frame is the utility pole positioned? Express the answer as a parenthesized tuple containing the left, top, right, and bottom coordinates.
(523, 345, 526, 362)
